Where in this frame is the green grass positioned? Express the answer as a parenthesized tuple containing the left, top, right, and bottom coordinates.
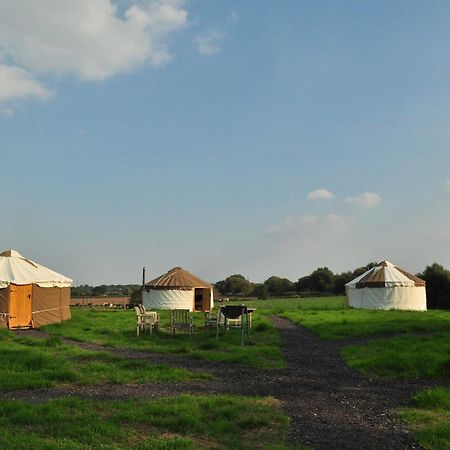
(341, 332, 450, 379)
(240, 296, 450, 340)
(0, 330, 210, 390)
(43, 309, 284, 368)
(400, 387, 450, 450)
(0, 395, 290, 449)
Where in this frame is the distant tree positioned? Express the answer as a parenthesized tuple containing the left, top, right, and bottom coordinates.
(296, 275, 312, 293)
(419, 263, 450, 309)
(352, 262, 377, 278)
(214, 274, 253, 295)
(92, 285, 107, 296)
(130, 287, 142, 307)
(308, 267, 335, 293)
(333, 271, 353, 294)
(252, 283, 269, 299)
(264, 276, 294, 295)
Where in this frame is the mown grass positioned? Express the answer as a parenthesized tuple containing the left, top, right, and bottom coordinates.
(0, 329, 209, 390)
(43, 309, 284, 368)
(342, 332, 450, 379)
(0, 395, 290, 449)
(400, 387, 450, 450)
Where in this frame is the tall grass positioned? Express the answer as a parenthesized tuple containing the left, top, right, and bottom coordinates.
(0, 395, 290, 449)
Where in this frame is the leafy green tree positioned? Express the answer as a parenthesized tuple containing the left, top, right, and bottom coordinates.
(333, 271, 353, 294)
(419, 263, 450, 309)
(214, 274, 253, 295)
(252, 283, 269, 299)
(264, 276, 294, 295)
(308, 267, 335, 293)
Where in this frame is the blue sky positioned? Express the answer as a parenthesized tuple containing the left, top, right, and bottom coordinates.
(1, 0, 449, 285)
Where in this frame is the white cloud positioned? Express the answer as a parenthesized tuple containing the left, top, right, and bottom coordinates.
(193, 29, 224, 55)
(0, 65, 50, 102)
(346, 192, 382, 208)
(0, 0, 187, 102)
(307, 188, 334, 200)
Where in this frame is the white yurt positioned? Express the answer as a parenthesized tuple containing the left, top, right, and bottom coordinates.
(345, 260, 426, 311)
(143, 267, 213, 312)
(0, 250, 72, 328)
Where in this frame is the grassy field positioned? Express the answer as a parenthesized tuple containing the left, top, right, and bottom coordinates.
(0, 329, 209, 390)
(22, 298, 450, 449)
(43, 308, 284, 368)
(0, 395, 290, 449)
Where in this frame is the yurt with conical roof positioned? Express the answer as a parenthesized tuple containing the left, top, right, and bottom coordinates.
(0, 250, 72, 329)
(345, 260, 426, 311)
(143, 267, 213, 312)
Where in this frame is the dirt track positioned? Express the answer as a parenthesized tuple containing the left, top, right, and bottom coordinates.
(9, 317, 446, 449)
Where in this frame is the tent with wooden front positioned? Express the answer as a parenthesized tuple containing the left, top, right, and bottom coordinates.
(143, 267, 213, 312)
(0, 250, 72, 329)
(345, 260, 427, 311)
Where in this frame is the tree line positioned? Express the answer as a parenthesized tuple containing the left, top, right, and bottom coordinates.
(214, 262, 450, 309)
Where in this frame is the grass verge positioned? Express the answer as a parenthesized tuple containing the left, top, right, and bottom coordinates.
(0, 329, 210, 390)
(399, 387, 450, 450)
(0, 395, 290, 449)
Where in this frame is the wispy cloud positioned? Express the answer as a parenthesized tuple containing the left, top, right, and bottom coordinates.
(307, 188, 334, 200)
(193, 29, 224, 56)
(0, 65, 49, 103)
(346, 192, 382, 208)
(0, 0, 188, 104)
(268, 214, 348, 235)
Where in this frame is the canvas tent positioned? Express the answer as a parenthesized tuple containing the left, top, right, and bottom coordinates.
(143, 267, 213, 312)
(0, 250, 72, 329)
(345, 260, 426, 311)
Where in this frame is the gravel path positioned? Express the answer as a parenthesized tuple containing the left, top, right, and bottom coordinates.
(9, 317, 446, 449)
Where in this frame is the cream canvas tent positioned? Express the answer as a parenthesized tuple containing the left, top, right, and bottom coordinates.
(0, 250, 72, 329)
(143, 267, 213, 312)
(345, 260, 426, 311)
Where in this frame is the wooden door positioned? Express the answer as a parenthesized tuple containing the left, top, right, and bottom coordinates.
(202, 288, 211, 311)
(8, 284, 33, 329)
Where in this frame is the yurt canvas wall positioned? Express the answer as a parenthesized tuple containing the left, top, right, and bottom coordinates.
(345, 260, 427, 311)
(0, 250, 72, 329)
(143, 267, 213, 312)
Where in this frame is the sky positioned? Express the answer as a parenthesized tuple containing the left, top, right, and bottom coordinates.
(1, 0, 449, 285)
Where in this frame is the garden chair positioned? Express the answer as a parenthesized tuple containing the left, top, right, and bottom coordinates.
(170, 309, 193, 336)
(135, 306, 158, 336)
(216, 305, 250, 346)
(204, 309, 224, 328)
(139, 305, 160, 331)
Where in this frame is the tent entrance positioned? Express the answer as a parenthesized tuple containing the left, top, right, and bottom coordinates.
(8, 284, 33, 329)
(194, 288, 211, 312)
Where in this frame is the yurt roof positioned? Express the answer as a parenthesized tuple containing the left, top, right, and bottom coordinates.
(0, 250, 72, 289)
(345, 260, 425, 288)
(146, 267, 211, 289)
